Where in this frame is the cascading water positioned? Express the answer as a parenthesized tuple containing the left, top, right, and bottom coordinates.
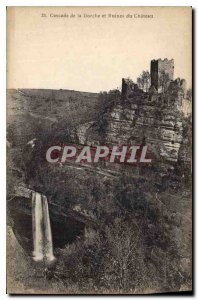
(32, 192, 43, 261)
(32, 192, 56, 265)
(42, 195, 56, 262)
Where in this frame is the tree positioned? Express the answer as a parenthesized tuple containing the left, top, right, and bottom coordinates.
(104, 218, 144, 291)
(159, 71, 170, 93)
(186, 88, 192, 101)
(137, 77, 144, 90)
(137, 71, 150, 92)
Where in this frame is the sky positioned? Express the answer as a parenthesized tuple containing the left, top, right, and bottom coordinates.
(7, 7, 192, 92)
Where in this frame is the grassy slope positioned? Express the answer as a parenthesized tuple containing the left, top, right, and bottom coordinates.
(7, 89, 99, 127)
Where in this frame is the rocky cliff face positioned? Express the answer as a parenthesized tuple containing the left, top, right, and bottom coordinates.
(79, 87, 184, 167)
(105, 98, 183, 164)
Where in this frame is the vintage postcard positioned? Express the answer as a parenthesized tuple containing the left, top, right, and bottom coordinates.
(7, 6, 192, 294)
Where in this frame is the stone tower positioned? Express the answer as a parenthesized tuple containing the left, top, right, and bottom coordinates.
(150, 58, 174, 91)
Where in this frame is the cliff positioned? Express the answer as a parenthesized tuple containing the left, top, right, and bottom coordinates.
(78, 84, 185, 169)
(105, 93, 183, 164)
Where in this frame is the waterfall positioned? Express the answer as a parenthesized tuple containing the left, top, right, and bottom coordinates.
(42, 195, 56, 262)
(32, 192, 44, 261)
(32, 192, 56, 264)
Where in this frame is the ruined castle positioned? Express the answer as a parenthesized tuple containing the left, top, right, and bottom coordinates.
(121, 58, 187, 109)
(104, 59, 189, 166)
(79, 59, 191, 170)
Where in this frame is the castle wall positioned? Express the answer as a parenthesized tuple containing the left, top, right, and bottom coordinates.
(150, 60, 158, 90)
(151, 58, 174, 91)
(158, 58, 174, 80)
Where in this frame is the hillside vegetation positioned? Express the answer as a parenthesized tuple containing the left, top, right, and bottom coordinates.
(7, 88, 192, 294)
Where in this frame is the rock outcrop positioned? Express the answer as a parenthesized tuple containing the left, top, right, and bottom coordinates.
(105, 91, 183, 164)
(78, 82, 184, 167)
